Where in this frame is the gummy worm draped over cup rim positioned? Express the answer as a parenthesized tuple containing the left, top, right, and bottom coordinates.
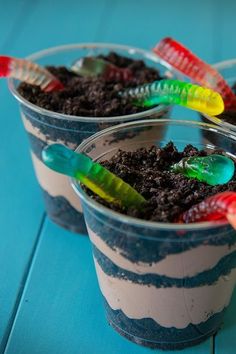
(42, 144, 146, 209)
(0, 56, 64, 92)
(180, 191, 236, 227)
(153, 37, 236, 110)
(120, 79, 224, 116)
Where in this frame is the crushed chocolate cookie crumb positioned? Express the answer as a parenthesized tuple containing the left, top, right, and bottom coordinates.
(18, 52, 163, 117)
(86, 142, 236, 222)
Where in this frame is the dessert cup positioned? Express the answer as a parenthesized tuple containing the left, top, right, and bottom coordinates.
(8, 43, 172, 234)
(201, 59, 236, 150)
(72, 119, 236, 350)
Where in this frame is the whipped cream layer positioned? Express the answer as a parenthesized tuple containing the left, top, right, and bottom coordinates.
(95, 259, 236, 329)
(88, 227, 236, 278)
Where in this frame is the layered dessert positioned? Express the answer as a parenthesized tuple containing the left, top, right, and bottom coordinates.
(78, 141, 236, 350)
(15, 49, 169, 234)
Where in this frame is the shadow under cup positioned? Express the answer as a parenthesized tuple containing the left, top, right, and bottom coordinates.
(8, 43, 171, 234)
(72, 119, 236, 350)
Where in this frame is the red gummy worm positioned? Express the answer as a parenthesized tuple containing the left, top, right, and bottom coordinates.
(0, 55, 64, 92)
(153, 37, 236, 109)
(104, 65, 133, 82)
(0, 56, 11, 76)
(180, 191, 236, 223)
(43, 80, 64, 92)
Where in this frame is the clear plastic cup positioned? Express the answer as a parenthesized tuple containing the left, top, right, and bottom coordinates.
(8, 43, 173, 234)
(201, 59, 236, 150)
(72, 119, 236, 350)
(201, 59, 236, 131)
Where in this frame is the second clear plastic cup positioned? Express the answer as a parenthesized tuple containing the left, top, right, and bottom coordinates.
(72, 119, 236, 350)
(8, 43, 172, 234)
(201, 59, 236, 150)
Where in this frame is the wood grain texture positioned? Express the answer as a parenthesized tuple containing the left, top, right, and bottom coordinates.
(0, 0, 45, 348)
(5, 0, 108, 57)
(0, 85, 45, 349)
(94, 0, 217, 62)
(0, 0, 107, 351)
(0, 0, 32, 51)
(211, 0, 236, 62)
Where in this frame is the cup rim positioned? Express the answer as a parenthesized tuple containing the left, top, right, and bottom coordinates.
(71, 118, 236, 232)
(8, 42, 171, 123)
(202, 58, 236, 131)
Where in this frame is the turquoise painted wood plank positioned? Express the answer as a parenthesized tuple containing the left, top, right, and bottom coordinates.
(0, 0, 107, 350)
(0, 0, 46, 347)
(95, 0, 217, 63)
(0, 80, 45, 350)
(5, 219, 212, 354)
(213, 0, 236, 62)
(0, 0, 33, 50)
(215, 290, 236, 354)
(5, 0, 108, 57)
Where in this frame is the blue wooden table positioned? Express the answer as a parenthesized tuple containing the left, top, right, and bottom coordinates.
(1, 1, 236, 353)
